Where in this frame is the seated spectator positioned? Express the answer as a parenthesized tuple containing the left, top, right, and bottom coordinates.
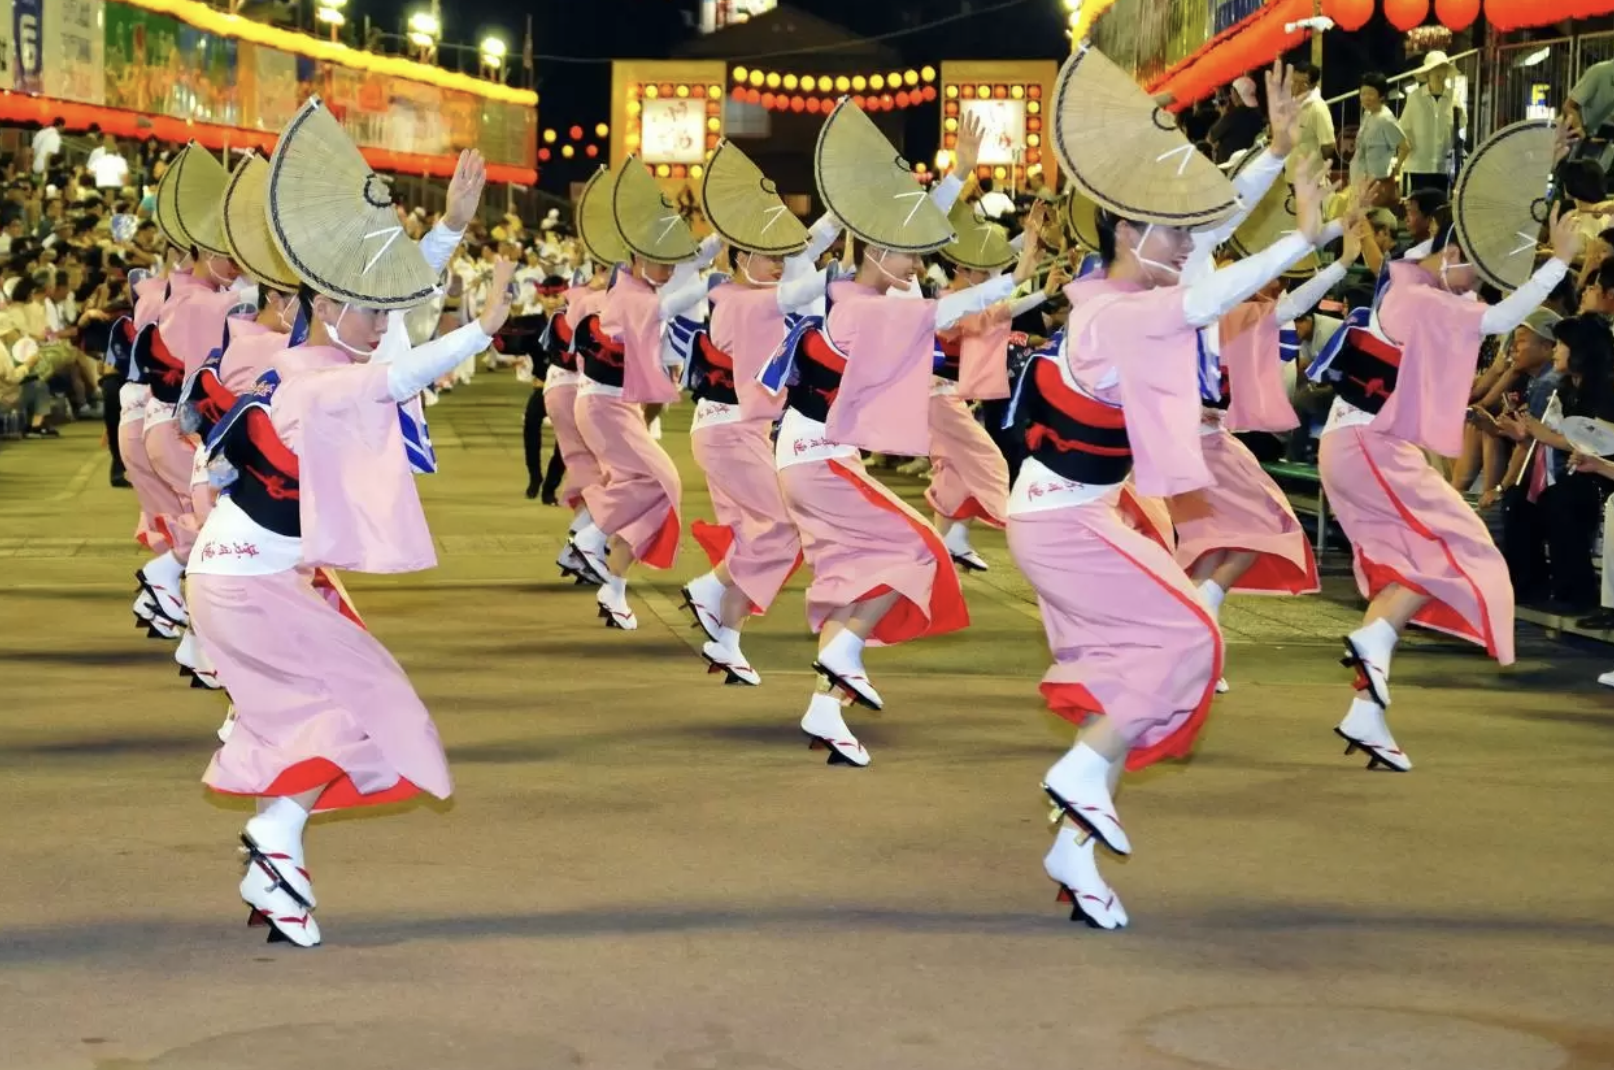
(0, 317, 56, 437)
(1495, 312, 1614, 612)
(1208, 76, 1266, 164)
(1400, 188, 1447, 255)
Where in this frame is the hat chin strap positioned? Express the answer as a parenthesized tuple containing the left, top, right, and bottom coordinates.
(738, 252, 779, 288)
(1438, 257, 1470, 293)
(871, 248, 913, 289)
(1130, 224, 1182, 280)
(324, 303, 379, 359)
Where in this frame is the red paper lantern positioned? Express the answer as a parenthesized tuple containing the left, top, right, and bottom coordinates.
(761, 92, 776, 109)
(790, 95, 806, 112)
(569, 125, 584, 140)
(1327, 0, 1374, 31)
(1384, 0, 1429, 30)
(852, 95, 866, 110)
(1434, 0, 1480, 28)
(538, 147, 551, 162)
(880, 93, 895, 109)
(805, 96, 822, 113)
(585, 144, 599, 158)
(730, 85, 746, 100)
(895, 90, 911, 108)
(922, 86, 938, 102)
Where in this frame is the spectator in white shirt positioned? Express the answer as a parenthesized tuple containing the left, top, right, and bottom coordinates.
(974, 177, 1017, 222)
(31, 119, 65, 178)
(86, 136, 130, 190)
(1401, 51, 1462, 194)
(1287, 62, 1337, 182)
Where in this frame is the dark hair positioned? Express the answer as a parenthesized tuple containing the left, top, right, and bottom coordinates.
(1591, 260, 1614, 293)
(11, 277, 36, 302)
(1095, 207, 1121, 266)
(1560, 158, 1607, 203)
(1430, 205, 1462, 256)
(1549, 270, 1581, 313)
(1360, 72, 1391, 98)
(1292, 61, 1320, 84)
(1407, 188, 1447, 218)
(1553, 313, 1614, 418)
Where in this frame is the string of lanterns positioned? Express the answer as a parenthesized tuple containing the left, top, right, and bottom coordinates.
(537, 123, 611, 164)
(729, 65, 939, 113)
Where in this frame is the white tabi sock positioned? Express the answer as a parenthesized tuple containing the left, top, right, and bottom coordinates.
(569, 507, 593, 536)
(604, 574, 627, 600)
(257, 796, 310, 841)
(144, 550, 183, 589)
(717, 625, 742, 652)
(1351, 618, 1400, 673)
(820, 628, 866, 666)
(943, 521, 973, 555)
(1197, 579, 1225, 620)
(806, 692, 843, 719)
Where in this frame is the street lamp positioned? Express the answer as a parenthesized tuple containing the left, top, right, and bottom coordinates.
(315, 0, 346, 43)
(407, 11, 440, 61)
(480, 35, 507, 80)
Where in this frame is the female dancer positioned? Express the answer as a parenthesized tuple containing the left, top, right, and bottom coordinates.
(762, 100, 1038, 766)
(679, 140, 842, 684)
(1013, 44, 1328, 929)
(1311, 121, 1577, 771)
(118, 266, 178, 635)
(187, 99, 514, 947)
(570, 160, 710, 630)
(928, 200, 1057, 571)
(135, 145, 247, 634)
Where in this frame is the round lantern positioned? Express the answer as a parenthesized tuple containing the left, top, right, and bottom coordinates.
(1482, 0, 1519, 30)
(1384, 0, 1430, 30)
(1327, 0, 1374, 32)
(1434, 0, 1480, 29)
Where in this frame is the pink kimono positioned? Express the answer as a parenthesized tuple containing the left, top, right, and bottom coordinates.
(688, 282, 804, 613)
(777, 281, 968, 645)
(927, 308, 1012, 527)
(193, 352, 451, 813)
(121, 276, 174, 553)
(142, 272, 249, 560)
(1006, 277, 1223, 771)
(1167, 300, 1320, 595)
(576, 274, 683, 569)
(548, 286, 608, 510)
(1317, 263, 1513, 663)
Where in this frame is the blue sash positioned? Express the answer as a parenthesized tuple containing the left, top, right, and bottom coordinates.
(400, 404, 437, 475)
(1306, 262, 1392, 384)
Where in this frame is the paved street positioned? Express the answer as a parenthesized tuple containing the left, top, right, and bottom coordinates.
(2, 375, 1611, 1070)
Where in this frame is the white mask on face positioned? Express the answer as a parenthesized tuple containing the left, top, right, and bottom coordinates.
(738, 252, 779, 288)
(871, 248, 914, 288)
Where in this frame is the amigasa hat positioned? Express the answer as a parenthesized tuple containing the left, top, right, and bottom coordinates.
(814, 97, 954, 254)
(1452, 119, 1556, 292)
(576, 166, 633, 267)
(612, 158, 699, 265)
(700, 140, 809, 257)
(1051, 42, 1236, 229)
(265, 96, 437, 309)
(1225, 147, 1320, 276)
(221, 152, 301, 293)
(169, 143, 232, 258)
(153, 145, 194, 251)
(939, 198, 1015, 272)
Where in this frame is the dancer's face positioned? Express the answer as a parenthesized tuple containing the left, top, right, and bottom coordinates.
(738, 250, 783, 284)
(636, 257, 674, 286)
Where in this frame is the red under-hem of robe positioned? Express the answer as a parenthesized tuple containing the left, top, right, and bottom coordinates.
(1184, 545, 1321, 596)
(640, 508, 681, 570)
(689, 519, 804, 616)
(212, 758, 423, 812)
(1036, 523, 1224, 772)
(827, 458, 970, 645)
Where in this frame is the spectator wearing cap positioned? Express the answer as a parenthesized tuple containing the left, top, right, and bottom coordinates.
(1494, 313, 1614, 612)
(1208, 76, 1265, 164)
(1401, 51, 1463, 195)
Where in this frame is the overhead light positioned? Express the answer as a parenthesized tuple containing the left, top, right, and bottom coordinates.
(407, 12, 440, 38)
(480, 37, 507, 59)
(408, 30, 435, 48)
(316, 6, 345, 24)
(1516, 46, 1551, 68)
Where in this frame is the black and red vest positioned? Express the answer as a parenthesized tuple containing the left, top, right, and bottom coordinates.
(687, 331, 739, 406)
(783, 329, 847, 423)
(575, 314, 625, 388)
(934, 333, 962, 383)
(548, 313, 579, 374)
(134, 324, 186, 404)
(208, 375, 302, 538)
(1329, 326, 1402, 414)
(1018, 358, 1133, 485)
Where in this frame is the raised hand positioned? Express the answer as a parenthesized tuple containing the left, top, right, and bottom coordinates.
(955, 111, 986, 177)
(478, 258, 517, 336)
(1265, 60, 1300, 158)
(1550, 201, 1585, 265)
(444, 149, 488, 233)
(1554, 116, 1582, 164)
(1339, 211, 1365, 266)
(1292, 154, 1328, 245)
(1014, 203, 1046, 284)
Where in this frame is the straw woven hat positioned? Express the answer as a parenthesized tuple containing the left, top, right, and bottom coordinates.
(700, 140, 809, 257)
(1226, 148, 1320, 275)
(1452, 119, 1555, 292)
(940, 198, 1015, 271)
(814, 97, 953, 253)
(1051, 43, 1236, 228)
(1062, 187, 1101, 252)
(222, 153, 301, 293)
(265, 96, 437, 310)
(153, 145, 193, 250)
(170, 143, 232, 258)
(612, 158, 699, 265)
(576, 167, 633, 267)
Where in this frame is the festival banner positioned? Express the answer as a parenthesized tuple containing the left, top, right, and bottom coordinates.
(42, 0, 105, 106)
(0, 0, 14, 93)
(13, 0, 40, 93)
